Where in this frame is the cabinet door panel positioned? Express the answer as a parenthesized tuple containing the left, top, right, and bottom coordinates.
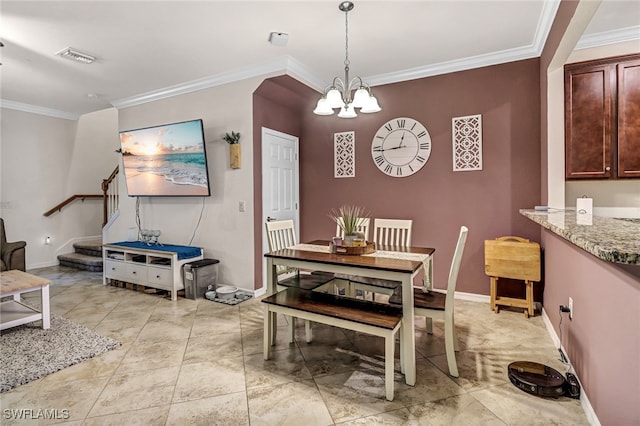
(565, 65, 615, 179)
(105, 260, 127, 280)
(126, 263, 147, 284)
(147, 266, 173, 291)
(618, 59, 640, 177)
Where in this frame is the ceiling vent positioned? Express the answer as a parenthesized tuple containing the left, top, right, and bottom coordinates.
(56, 47, 95, 64)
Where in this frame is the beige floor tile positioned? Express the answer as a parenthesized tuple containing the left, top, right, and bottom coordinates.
(393, 362, 465, 406)
(135, 318, 194, 344)
(88, 366, 180, 417)
(92, 318, 145, 343)
(315, 370, 405, 423)
(83, 406, 170, 426)
(166, 391, 249, 426)
(428, 348, 509, 392)
(298, 341, 363, 377)
(183, 331, 243, 364)
(247, 380, 333, 426)
(173, 357, 246, 403)
(191, 309, 241, 337)
(116, 338, 188, 374)
(471, 382, 588, 425)
(6, 377, 110, 424)
(241, 325, 293, 356)
(336, 407, 415, 425)
(406, 393, 505, 425)
(244, 346, 312, 389)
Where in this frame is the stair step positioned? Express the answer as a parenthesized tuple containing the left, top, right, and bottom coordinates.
(73, 240, 103, 257)
(58, 252, 103, 272)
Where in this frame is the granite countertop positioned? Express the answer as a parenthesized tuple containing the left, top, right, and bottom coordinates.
(520, 209, 640, 265)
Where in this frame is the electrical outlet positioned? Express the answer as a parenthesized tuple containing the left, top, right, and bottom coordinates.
(239, 201, 245, 212)
(568, 297, 573, 320)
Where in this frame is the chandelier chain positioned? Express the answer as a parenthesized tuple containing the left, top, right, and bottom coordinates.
(344, 9, 350, 68)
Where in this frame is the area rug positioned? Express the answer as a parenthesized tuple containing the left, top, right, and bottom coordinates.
(0, 315, 121, 392)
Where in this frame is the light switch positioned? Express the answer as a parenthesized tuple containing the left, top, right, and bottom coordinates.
(239, 201, 246, 212)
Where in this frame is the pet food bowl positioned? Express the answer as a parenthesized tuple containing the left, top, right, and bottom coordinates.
(216, 285, 238, 300)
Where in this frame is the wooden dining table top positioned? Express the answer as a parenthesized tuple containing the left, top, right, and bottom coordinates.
(264, 240, 435, 273)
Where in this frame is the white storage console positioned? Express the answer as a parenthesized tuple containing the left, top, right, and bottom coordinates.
(103, 242, 203, 301)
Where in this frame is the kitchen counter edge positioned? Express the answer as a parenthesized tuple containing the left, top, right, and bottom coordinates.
(519, 209, 640, 265)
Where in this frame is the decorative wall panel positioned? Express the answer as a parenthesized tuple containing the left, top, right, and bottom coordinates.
(334, 131, 355, 178)
(452, 114, 482, 171)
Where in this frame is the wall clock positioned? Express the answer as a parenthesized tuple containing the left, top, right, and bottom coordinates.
(371, 117, 432, 177)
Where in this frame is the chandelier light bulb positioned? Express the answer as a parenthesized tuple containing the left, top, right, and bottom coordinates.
(313, 98, 334, 115)
(338, 104, 357, 118)
(352, 88, 370, 108)
(360, 95, 381, 113)
(326, 88, 345, 109)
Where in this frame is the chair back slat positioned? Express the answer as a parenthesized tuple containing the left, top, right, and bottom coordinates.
(373, 218, 413, 246)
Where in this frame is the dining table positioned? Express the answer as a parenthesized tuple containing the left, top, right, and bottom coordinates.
(264, 239, 435, 386)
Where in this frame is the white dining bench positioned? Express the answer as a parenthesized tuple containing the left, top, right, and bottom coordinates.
(262, 287, 402, 401)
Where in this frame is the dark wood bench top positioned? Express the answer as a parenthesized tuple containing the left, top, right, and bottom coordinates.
(262, 287, 402, 330)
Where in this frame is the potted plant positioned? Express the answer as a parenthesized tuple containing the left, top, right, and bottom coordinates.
(329, 205, 369, 246)
(223, 131, 241, 169)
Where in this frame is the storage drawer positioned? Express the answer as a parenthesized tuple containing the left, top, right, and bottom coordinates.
(147, 266, 173, 291)
(105, 260, 127, 280)
(126, 263, 147, 284)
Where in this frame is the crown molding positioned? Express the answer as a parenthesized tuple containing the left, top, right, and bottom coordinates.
(111, 56, 323, 110)
(576, 26, 640, 50)
(0, 99, 80, 120)
(365, 0, 560, 87)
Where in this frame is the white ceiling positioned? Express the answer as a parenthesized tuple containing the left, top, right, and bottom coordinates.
(1, 1, 639, 119)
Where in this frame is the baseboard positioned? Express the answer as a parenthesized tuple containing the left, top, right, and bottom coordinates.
(541, 308, 601, 426)
(27, 260, 60, 270)
(454, 290, 490, 303)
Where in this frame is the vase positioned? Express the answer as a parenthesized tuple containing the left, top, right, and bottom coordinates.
(343, 234, 356, 246)
(230, 144, 241, 169)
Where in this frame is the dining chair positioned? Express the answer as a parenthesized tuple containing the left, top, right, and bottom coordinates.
(265, 220, 335, 290)
(348, 218, 413, 301)
(335, 217, 370, 241)
(372, 218, 413, 246)
(265, 219, 334, 341)
(396, 225, 468, 377)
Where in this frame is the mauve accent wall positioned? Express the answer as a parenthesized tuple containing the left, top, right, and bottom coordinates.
(299, 59, 542, 296)
(542, 230, 640, 425)
(252, 77, 314, 288)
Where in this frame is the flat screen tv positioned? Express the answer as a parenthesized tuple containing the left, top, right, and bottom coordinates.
(119, 119, 211, 197)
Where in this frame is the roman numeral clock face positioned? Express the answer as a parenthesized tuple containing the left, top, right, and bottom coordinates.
(371, 117, 432, 177)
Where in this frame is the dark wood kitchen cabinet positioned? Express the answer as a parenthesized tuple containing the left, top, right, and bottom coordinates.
(564, 53, 640, 179)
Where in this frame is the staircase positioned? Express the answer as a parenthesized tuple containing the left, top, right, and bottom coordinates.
(58, 240, 103, 272)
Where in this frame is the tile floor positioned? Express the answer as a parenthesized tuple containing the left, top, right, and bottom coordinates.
(1, 266, 589, 425)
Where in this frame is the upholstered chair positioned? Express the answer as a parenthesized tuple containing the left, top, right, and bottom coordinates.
(1, 218, 26, 272)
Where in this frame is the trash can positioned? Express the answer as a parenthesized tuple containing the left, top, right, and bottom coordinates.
(183, 259, 220, 300)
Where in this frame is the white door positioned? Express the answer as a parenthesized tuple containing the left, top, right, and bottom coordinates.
(262, 128, 300, 289)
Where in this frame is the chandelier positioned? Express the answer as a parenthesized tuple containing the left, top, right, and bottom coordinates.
(313, 1, 381, 118)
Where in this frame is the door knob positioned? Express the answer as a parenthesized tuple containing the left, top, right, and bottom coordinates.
(266, 217, 277, 222)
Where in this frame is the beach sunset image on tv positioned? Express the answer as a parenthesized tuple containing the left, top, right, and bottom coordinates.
(119, 119, 211, 197)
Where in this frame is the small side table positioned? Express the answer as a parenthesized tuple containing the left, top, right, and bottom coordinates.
(484, 236, 541, 318)
(0, 270, 51, 330)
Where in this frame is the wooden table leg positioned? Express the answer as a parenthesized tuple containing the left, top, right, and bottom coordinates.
(490, 277, 497, 312)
